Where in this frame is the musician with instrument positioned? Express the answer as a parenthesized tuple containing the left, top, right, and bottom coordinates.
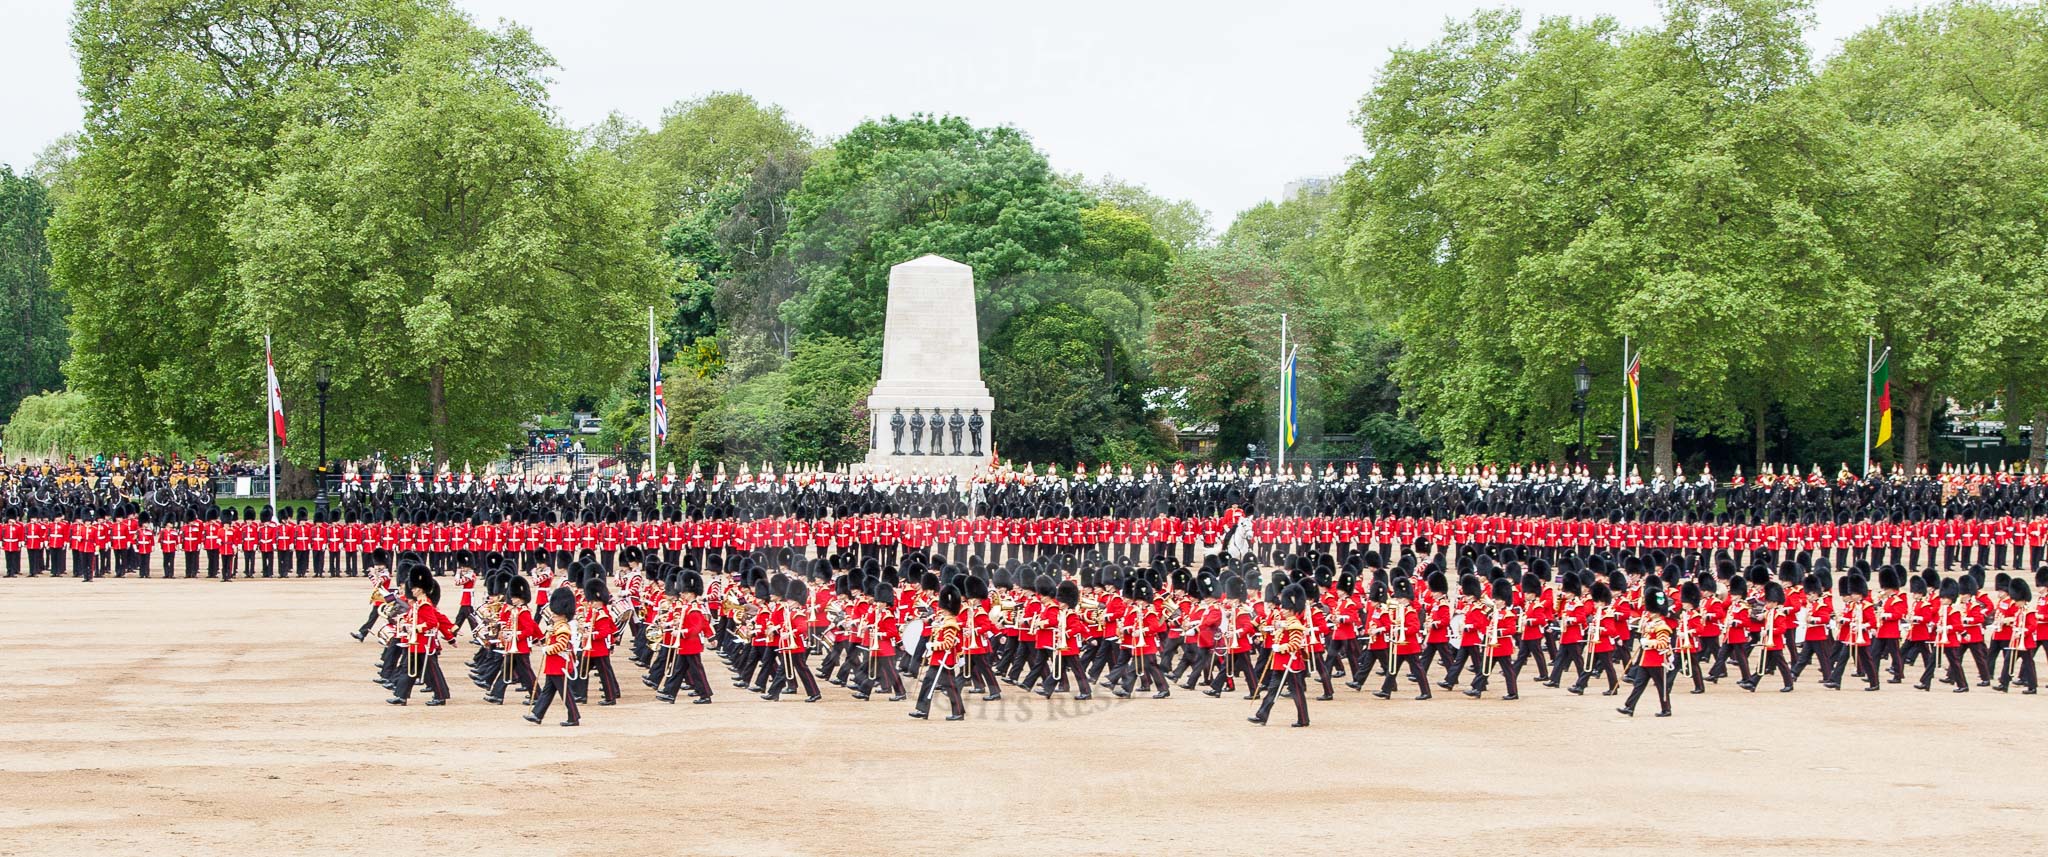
(762, 578, 822, 702)
(1372, 575, 1429, 700)
(1440, 574, 1488, 692)
(909, 585, 968, 721)
(1741, 581, 1797, 692)
(1567, 580, 1623, 697)
(1464, 576, 1522, 699)
(656, 570, 718, 704)
(960, 575, 1002, 700)
(1933, 578, 1973, 692)
(1034, 579, 1092, 700)
(1616, 587, 1674, 717)
(579, 576, 624, 706)
(388, 568, 457, 706)
(1205, 575, 1259, 698)
(850, 579, 907, 701)
(1873, 566, 1909, 682)
(525, 586, 582, 726)
(1249, 582, 1312, 727)
(1995, 577, 2037, 693)
(1818, 574, 1880, 691)
(1015, 575, 1061, 695)
(486, 577, 540, 705)
(1542, 572, 1588, 688)
(1110, 577, 1170, 699)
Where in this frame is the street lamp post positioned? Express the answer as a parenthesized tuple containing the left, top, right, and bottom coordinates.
(1572, 359, 1592, 469)
(314, 364, 332, 518)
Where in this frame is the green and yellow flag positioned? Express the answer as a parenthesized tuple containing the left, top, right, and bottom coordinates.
(1872, 347, 1892, 448)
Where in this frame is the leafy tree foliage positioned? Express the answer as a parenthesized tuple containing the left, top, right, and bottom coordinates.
(0, 166, 65, 418)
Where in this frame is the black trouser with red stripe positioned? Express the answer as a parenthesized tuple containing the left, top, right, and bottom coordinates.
(1621, 665, 1669, 713)
(1253, 668, 1308, 725)
(393, 653, 449, 701)
(660, 652, 714, 700)
(530, 673, 580, 723)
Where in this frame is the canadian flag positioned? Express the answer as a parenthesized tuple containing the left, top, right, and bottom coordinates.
(266, 337, 287, 446)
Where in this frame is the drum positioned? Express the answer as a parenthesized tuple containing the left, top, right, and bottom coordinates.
(899, 617, 924, 651)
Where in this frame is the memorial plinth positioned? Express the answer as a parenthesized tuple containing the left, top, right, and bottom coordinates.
(863, 254, 994, 480)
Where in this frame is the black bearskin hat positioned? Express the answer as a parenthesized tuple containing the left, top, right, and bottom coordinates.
(409, 566, 440, 605)
(547, 586, 576, 618)
(937, 585, 963, 616)
(1589, 580, 1613, 604)
(506, 576, 533, 605)
(1057, 580, 1080, 609)
(1279, 583, 1309, 616)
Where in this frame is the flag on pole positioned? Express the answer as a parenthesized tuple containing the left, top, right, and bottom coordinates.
(652, 371, 668, 443)
(649, 322, 668, 445)
(1624, 350, 1642, 450)
(1872, 346, 1892, 448)
(266, 339, 287, 447)
(1281, 347, 1299, 448)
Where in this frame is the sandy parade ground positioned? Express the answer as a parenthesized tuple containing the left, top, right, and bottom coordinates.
(0, 577, 2041, 857)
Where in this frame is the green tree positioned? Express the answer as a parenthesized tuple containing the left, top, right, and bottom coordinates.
(1330, 2, 1859, 473)
(3, 390, 93, 457)
(778, 335, 877, 463)
(0, 165, 66, 418)
(227, 16, 667, 465)
(782, 115, 1085, 353)
(627, 92, 812, 224)
(1814, 0, 2048, 474)
(55, 0, 442, 455)
(986, 303, 1150, 463)
(1150, 250, 1323, 460)
(708, 151, 812, 360)
(1219, 190, 1336, 274)
(1068, 174, 1212, 255)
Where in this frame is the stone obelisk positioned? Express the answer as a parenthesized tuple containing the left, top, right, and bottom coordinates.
(863, 254, 994, 479)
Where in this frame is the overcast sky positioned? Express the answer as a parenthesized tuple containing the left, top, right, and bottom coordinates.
(3, 0, 1907, 226)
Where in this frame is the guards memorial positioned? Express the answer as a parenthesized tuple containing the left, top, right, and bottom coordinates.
(863, 254, 995, 480)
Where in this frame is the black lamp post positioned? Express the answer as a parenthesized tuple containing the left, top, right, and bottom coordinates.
(1572, 359, 1592, 468)
(314, 364, 332, 518)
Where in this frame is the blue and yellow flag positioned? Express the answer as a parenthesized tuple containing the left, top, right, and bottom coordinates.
(1282, 347, 1299, 448)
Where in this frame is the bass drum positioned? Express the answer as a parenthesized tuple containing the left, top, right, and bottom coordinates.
(899, 617, 924, 652)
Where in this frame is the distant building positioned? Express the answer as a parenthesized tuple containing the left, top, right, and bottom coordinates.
(1281, 176, 1334, 202)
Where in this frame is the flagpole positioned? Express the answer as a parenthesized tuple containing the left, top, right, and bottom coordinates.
(1862, 335, 1874, 476)
(265, 332, 277, 515)
(1619, 336, 1629, 484)
(648, 307, 657, 482)
(1276, 313, 1288, 475)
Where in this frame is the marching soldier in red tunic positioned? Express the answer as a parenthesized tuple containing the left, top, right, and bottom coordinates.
(1464, 576, 1522, 699)
(910, 586, 967, 721)
(1249, 582, 1311, 727)
(525, 586, 581, 726)
(1617, 586, 1674, 717)
(388, 568, 457, 706)
(1373, 575, 1428, 700)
